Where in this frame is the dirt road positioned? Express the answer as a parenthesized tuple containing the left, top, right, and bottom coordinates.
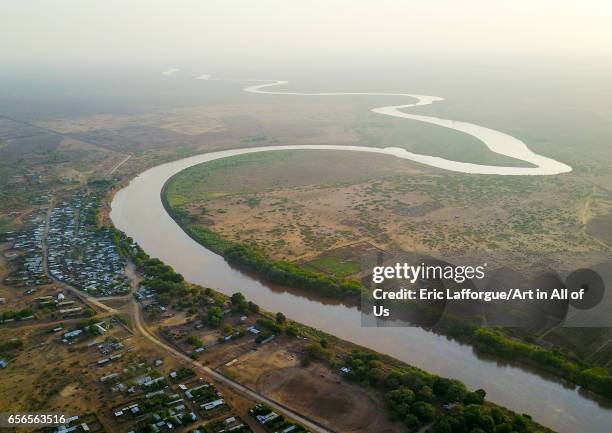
(130, 300, 336, 433)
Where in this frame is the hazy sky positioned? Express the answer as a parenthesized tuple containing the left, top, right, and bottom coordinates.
(3, 0, 612, 69)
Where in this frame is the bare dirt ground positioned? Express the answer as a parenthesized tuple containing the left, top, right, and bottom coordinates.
(223, 340, 403, 433)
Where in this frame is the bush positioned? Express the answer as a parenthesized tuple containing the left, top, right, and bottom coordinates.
(286, 325, 299, 338)
(256, 318, 281, 334)
(304, 342, 331, 362)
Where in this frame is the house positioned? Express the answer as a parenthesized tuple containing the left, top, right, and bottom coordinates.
(57, 301, 75, 307)
(255, 412, 279, 424)
(259, 335, 275, 345)
(60, 307, 83, 316)
(63, 329, 83, 339)
(202, 398, 224, 411)
(143, 377, 165, 387)
(100, 373, 119, 382)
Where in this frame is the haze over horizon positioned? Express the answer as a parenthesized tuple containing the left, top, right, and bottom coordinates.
(3, 0, 612, 70)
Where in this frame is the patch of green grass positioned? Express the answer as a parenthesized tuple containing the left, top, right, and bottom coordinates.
(304, 255, 361, 278)
(167, 194, 189, 207)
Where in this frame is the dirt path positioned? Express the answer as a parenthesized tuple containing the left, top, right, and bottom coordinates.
(108, 154, 132, 175)
(579, 186, 610, 251)
(580, 187, 594, 225)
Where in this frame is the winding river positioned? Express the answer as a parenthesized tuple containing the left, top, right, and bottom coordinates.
(110, 78, 609, 432)
(111, 145, 609, 433)
(196, 76, 572, 175)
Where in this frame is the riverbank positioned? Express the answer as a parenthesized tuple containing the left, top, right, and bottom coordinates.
(161, 167, 612, 401)
(110, 146, 612, 433)
(108, 223, 554, 433)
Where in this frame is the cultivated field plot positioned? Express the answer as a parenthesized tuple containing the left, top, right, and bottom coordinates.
(301, 241, 393, 279)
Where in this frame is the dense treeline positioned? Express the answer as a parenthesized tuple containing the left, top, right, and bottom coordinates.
(110, 227, 189, 305)
(110, 229, 183, 285)
(468, 328, 612, 399)
(344, 350, 551, 433)
(110, 227, 150, 267)
(443, 324, 612, 399)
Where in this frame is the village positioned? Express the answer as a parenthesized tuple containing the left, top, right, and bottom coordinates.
(38, 311, 314, 433)
(0, 190, 327, 433)
(3, 209, 51, 288)
(46, 192, 130, 297)
(3, 190, 129, 297)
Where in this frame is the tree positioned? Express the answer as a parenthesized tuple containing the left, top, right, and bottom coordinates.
(417, 385, 435, 402)
(404, 414, 420, 429)
(207, 306, 222, 328)
(412, 401, 435, 422)
(248, 301, 259, 313)
(464, 389, 486, 405)
(256, 318, 281, 334)
(231, 292, 246, 305)
(304, 342, 331, 362)
(385, 371, 402, 389)
(275, 312, 286, 324)
(494, 423, 513, 433)
(434, 420, 453, 433)
(187, 335, 203, 347)
(490, 407, 506, 425)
